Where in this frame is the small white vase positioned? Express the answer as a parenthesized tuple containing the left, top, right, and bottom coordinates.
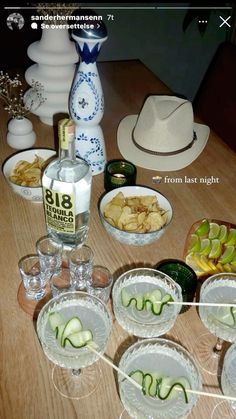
(7, 117, 36, 150)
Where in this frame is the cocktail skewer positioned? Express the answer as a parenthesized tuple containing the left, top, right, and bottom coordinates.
(164, 301, 236, 308)
(88, 344, 236, 402)
(184, 388, 236, 402)
(88, 344, 141, 390)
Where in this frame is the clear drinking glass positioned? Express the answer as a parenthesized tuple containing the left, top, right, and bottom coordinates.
(18, 255, 47, 300)
(36, 235, 63, 279)
(221, 343, 236, 408)
(50, 268, 74, 297)
(112, 268, 182, 338)
(87, 265, 113, 304)
(118, 338, 202, 419)
(69, 245, 94, 290)
(36, 291, 112, 399)
(211, 344, 236, 418)
(195, 273, 236, 375)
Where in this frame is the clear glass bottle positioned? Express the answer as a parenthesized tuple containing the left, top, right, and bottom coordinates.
(42, 119, 92, 248)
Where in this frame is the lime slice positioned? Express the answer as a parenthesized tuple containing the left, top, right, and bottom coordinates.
(208, 239, 221, 259)
(199, 238, 212, 256)
(189, 234, 201, 252)
(219, 246, 236, 264)
(195, 219, 210, 236)
(218, 224, 228, 243)
(225, 229, 236, 246)
(208, 222, 220, 239)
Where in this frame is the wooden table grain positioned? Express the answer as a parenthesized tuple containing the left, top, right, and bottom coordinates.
(1, 60, 236, 419)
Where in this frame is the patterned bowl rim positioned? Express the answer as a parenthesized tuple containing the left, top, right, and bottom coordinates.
(98, 184, 173, 236)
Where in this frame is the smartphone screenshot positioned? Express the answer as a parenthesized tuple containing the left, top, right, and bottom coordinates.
(1, 4, 236, 419)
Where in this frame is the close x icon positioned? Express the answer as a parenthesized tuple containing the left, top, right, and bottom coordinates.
(219, 15, 231, 28)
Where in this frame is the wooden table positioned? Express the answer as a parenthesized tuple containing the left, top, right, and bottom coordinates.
(1, 60, 236, 419)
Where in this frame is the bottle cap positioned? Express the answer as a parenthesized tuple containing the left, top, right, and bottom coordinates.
(58, 119, 75, 150)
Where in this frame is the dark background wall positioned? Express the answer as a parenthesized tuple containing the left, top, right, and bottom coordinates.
(0, 2, 233, 100)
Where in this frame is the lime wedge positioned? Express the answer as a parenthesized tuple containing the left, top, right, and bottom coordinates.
(208, 239, 221, 259)
(219, 246, 236, 264)
(225, 229, 236, 246)
(199, 238, 212, 256)
(218, 224, 228, 244)
(195, 219, 210, 236)
(208, 222, 220, 239)
(189, 234, 201, 252)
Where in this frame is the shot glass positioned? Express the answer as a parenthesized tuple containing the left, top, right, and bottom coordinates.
(36, 235, 63, 279)
(69, 245, 94, 290)
(18, 255, 47, 300)
(87, 265, 113, 304)
(50, 268, 74, 297)
(156, 259, 197, 313)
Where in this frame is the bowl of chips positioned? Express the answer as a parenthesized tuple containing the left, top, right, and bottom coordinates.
(98, 185, 173, 246)
(2, 148, 56, 202)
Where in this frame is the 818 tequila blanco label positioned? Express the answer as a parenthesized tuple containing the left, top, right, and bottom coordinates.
(43, 187, 76, 234)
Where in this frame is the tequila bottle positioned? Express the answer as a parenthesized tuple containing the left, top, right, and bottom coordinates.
(42, 119, 92, 248)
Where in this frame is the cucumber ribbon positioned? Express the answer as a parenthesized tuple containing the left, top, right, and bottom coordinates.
(121, 288, 174, 315)
(126, 369, 190, 403)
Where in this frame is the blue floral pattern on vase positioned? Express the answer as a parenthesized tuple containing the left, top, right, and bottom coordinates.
(78, 97, 88, 108)
(70, 71, 102, 122)
(76, 42, 100, 64)
(75, 132, 105, 174)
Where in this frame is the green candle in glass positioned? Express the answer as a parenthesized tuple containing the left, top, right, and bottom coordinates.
(156, 259, 198, 313)
(104, 159, 136, 192)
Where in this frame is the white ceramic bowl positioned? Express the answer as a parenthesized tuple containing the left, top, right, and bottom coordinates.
(98, 185, 173, 246)
(2, 148, 56, 203)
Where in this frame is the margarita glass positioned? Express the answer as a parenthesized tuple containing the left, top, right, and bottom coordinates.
(112, 268, 182, 338)
(118, 338, 202, 419)
(211, 343, 236, 418)
(37, 291, 112, 399)
(196, 273, 236, 375)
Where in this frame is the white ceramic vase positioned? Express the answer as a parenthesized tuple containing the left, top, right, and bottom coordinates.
(25, 25, 78, 126)
(69, 33, 108, 175)
(7, 117, 36, 149)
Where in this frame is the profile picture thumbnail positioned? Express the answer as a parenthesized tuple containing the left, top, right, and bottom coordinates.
(7, 13, 25, 30)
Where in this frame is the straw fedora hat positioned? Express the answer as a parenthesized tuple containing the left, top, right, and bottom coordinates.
(117, 95, 210, 171)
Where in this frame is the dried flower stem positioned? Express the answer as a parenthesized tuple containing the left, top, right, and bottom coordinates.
(35, 3, 79, 24)
(0, 72, 46, 118)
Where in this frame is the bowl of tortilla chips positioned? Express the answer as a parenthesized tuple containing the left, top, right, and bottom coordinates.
(98, 185, 173, 246)
(2, 148, 56, 202)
